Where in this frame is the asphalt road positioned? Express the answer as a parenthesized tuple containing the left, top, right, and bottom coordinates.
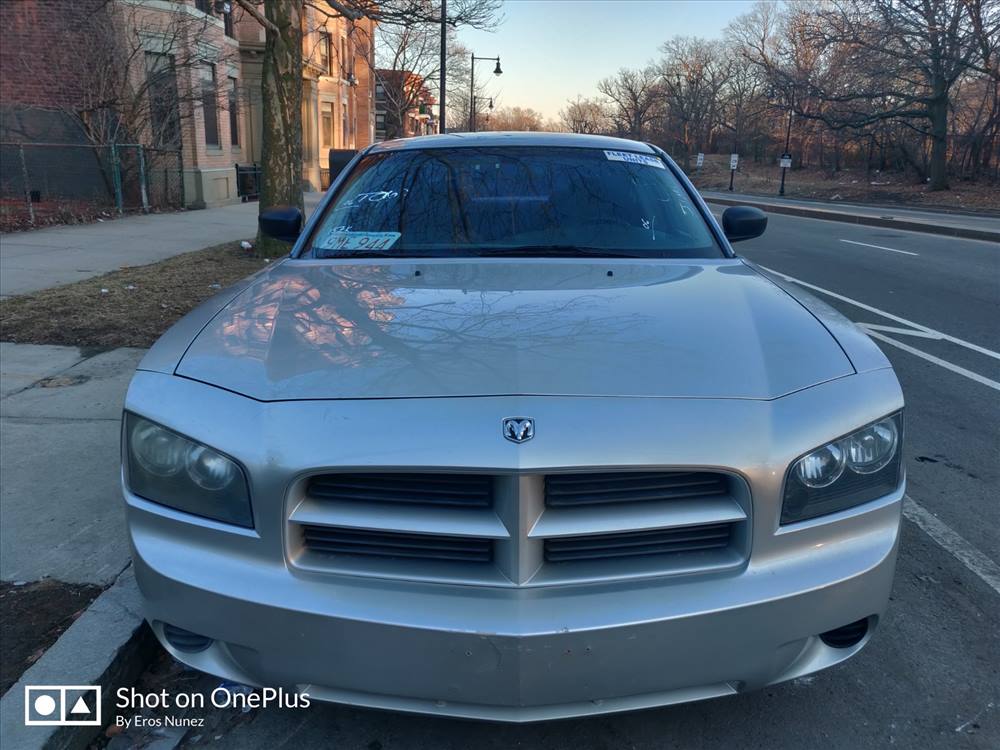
(127, 209, 999, 750)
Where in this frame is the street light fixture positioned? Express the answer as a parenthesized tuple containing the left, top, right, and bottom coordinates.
(469, 53, 502, 132)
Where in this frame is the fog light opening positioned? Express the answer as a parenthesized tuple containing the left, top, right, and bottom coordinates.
(819, 617, 870, 649)
(161, 622, 214, 653)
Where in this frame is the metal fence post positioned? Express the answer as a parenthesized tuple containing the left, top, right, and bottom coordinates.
(110, 142, 124, 215)
(17, 144, 35, 226)
(137, 145, 150, 213)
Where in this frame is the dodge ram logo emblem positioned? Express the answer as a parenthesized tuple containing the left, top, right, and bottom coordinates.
(502, 417, 534, 443)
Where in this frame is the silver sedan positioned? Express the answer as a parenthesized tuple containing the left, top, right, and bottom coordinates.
(122, 132, 904, 721)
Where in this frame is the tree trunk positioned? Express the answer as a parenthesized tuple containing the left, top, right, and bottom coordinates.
(927, 94, 950, 191)
(256, 0, 304, 257)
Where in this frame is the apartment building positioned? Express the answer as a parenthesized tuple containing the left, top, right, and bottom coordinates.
(0, 0, 376, 210)
(236, 3, 376, 190)
(375, 70, 438, 141)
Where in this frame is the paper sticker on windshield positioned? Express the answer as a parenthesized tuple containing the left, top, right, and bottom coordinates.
(604, 150, 665, 169)
(318, 230, 401, 252)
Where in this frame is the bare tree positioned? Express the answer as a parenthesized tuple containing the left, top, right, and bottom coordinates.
(597, 66, 662, 140)
(233, 0, 502, 254)
(375, 23, 442, 139)
(657, 36, 730, 167)
(558, 96, 611, 134)
(481, 106, 548, 131)
(8, 1, 233, 148)
(768, 0, 994, 190)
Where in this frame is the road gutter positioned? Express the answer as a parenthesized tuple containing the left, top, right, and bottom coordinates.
(0, 566, 156, 750)
(704, 194, 1000, 243)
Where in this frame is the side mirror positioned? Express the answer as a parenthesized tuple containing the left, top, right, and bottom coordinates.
(259, 206, 303, 243)
(722, 206, 767, 243)
(328, 149, 358, 184)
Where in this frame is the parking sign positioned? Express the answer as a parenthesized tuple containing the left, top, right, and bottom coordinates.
(730, 153, 739, 170)
(696, 153, 704, 167)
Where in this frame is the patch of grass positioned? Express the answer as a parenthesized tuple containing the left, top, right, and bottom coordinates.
(689, 154, 1000, 213)
(0, 241, 272, 349)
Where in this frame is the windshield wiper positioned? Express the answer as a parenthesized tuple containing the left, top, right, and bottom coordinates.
(477, 246, 645, 258)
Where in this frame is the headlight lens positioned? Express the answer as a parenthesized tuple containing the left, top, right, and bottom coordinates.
(794, 441, 845, 488)
(124, 414, 253, 527)
(845, 419, 898, 474)
(782, 412, 903, 524)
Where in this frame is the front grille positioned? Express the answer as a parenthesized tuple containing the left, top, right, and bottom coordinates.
(307, 473, 492, 508)
(544, 523, 733, 562)
(302, 526, 493, 563)
(545, 471, 727, 507)
(289, 469, 749, 586)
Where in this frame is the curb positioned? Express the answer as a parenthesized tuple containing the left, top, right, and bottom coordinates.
(0, 567, 157, 750)
(703, 194, 1000, 243)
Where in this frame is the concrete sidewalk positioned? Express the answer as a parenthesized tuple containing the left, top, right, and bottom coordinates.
(1, 343, 152, 748)
(702, 190, 1000, 242)
(0, 193, 324, 298)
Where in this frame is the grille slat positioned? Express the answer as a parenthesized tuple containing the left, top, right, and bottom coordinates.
(546, 471, 727, 507)
(302, 525, 493, 563)
(545, 523, 733, 563)
(308, 473, 493, 507)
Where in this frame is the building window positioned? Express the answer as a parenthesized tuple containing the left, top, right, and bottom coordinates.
(228, 77, 239, 146)
(194, 0, 212, 13)
(319, 31, 331, 75)
(223, 10, 234, 38)
(146, 53, 180, 147)
(321, 102, 333, 149)
(201, 63, 220, 147)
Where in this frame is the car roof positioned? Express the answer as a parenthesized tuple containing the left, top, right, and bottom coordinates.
(369, 131, 657, 153)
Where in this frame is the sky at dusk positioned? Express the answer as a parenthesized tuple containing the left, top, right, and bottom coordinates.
(456, 0, 760, 120)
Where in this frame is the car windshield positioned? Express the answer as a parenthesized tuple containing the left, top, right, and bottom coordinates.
(305, 146, 722, 259)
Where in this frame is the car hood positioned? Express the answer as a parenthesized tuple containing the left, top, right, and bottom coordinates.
(175, 258, 854, 401)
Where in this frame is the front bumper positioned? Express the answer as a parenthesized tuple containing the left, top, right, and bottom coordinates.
(125, 367, 904, 721)
(130, 487, 901, 721)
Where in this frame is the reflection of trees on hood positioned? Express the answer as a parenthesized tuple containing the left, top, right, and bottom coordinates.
(209, 263, 701, 389)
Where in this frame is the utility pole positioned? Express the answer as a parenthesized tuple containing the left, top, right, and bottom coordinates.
(439, 0, 446, 133)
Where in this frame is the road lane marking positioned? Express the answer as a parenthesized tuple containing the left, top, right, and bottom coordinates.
(861, 324, 942, 339)
(903, 495, 1000, 596)
(863, 329, 1000, 391)
(840, 238, 919, 256)
(760, 266, 1000, 361)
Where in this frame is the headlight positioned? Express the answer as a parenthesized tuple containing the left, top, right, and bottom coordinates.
(124, 414, 253, 527)
(782, 413, 903, 524)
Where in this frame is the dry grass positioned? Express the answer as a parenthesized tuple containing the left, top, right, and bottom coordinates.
(0, 241, 272, 349)
(689, 154, 1000, 213)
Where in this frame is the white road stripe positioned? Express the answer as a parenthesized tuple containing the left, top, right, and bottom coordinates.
(903, 495, 1000, 596)
(760, 266, 1000, 361)
(864, 329, 1000, 391)
(840, 238, 919, 256)
(861, 323, 942, 339)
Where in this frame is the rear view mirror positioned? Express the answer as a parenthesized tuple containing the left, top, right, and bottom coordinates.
(328, 149, 358, 184)
(722, 206, 767, 243)
(259, 207, 303, 243)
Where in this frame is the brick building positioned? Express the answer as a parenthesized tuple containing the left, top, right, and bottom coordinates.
(0, 0, 376, 209)
(374, 69, 438, 141)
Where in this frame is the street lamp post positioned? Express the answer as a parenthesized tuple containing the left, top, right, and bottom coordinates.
(439, 0, 446, 132)
(472, 95, 494, 130)
(469, 53, 502, 131)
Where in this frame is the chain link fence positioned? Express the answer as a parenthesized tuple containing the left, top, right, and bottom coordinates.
(0, 143, 183, 231)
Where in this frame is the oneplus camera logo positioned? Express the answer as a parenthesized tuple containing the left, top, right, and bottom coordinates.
(24, 685, 101, 726)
